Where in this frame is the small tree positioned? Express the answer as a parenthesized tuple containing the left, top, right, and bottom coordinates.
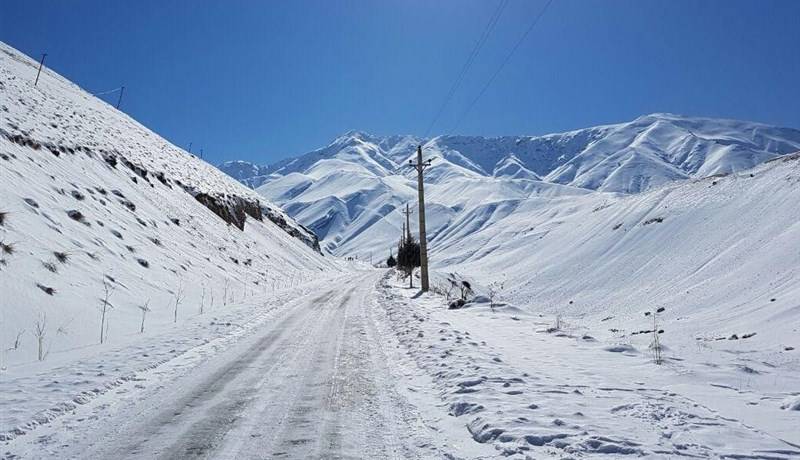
(397, 235, 421, 288)
(138, 300, 151, 333)
(34, 313, 47, 361)
(386, 250, 397, 268)
(99, 277, 114, 344)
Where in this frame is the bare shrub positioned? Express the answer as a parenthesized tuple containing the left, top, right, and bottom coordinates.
(42, 261, 58, 273)
(487, 278, 506, 311)
(53, 251, 69, 263)
(0, 241, 15, 255)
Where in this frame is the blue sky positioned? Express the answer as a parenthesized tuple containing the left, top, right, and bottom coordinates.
(2, 0, 799, 165)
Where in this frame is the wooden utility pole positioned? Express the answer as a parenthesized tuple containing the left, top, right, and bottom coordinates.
(402, 203, 413, 240)
(116, 86, 125, 109)
(410, 145, 432, 291)
(34, 53, 47, 86)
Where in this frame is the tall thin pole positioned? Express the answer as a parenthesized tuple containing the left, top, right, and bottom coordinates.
(412, 145, 431, 291)
(34, 53, 47, 86)
(116, 86, 125, 109)
(402, 203, 413, 241)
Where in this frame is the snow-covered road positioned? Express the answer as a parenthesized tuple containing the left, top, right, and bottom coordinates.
(2, 270, 462, 459)
(4, 269, 797, 459)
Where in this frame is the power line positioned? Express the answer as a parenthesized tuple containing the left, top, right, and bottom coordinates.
(91, 87, 124, 97)
(451, 0, 555, 134)
(423, 0, 509, 138)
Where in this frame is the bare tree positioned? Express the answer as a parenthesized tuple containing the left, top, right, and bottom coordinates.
(223, 278, 229, 307)
(208, 287, 214, 312)
(138, 300, 151, 333)
(173, 277, 184, 323)
(487, 278, 505, 312)
(34, 313, 47, 361)
(99, 277, 114, 344)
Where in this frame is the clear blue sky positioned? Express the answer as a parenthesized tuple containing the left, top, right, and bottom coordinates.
(2, 0, 799, 165)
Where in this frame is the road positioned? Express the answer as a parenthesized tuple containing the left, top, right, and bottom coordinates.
(21, 271, 438, 459)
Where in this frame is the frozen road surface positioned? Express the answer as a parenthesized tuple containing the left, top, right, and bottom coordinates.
(4, 269, 797, 459)
(3, 271, 466, 459)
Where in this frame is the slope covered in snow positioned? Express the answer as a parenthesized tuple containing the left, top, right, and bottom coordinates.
(220, 116, 800, 258)
(0, 41, 334, 374)
(391, 152, 800, 457)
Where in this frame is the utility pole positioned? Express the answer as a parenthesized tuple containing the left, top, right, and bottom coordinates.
(116, 86, 125, 109)
(188, 142, 193, 153)
(34, 53, 47, 86)
(410, 145, 432, 291)
(401, 203, 413, 240)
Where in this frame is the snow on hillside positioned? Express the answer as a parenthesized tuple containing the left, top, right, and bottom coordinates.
(0, 41, 338, 435)
(370, 154, 800, 457)
(220, 115, 799, 259)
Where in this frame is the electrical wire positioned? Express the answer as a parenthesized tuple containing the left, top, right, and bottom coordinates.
(423, 0, 509, 138)
(450, 0, 554, 134)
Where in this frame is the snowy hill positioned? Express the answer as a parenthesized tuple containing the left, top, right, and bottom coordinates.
(0, 41, 333, 369)
(219, 116, 800, 257)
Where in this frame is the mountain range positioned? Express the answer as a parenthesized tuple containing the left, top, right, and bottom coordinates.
(219, 114, 800, 257)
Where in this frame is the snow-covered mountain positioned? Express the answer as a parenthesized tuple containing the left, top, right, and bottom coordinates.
(0, 41, 334, 368)
(220, 115, 800, 257)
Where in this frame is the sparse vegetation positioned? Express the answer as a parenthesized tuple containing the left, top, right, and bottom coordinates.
(34, 313, 47, 361)
(99, 276, 114, 344)
(42, 260, 58, 273)
(487, 278, 505, 311)
(642, 307, 666, 364)
(138, 300, 151, 333)
(173, 277, 185, 323)
(1, 241, 15, 255)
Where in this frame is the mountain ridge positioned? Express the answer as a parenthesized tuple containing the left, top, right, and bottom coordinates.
(219, 113, 800, 256)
